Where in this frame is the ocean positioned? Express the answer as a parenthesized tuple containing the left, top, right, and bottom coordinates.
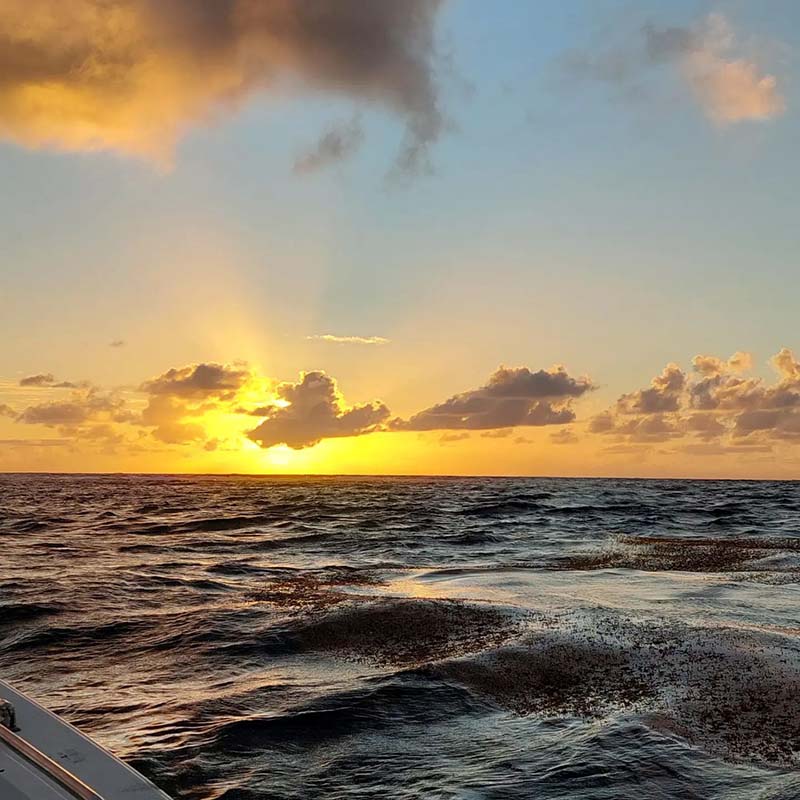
(1, 474, 799, 799)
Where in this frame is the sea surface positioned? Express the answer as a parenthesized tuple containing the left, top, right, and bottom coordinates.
(1, 475, 799, 799)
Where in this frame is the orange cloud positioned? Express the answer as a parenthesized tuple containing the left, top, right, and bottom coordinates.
(679, 14, 785, 124)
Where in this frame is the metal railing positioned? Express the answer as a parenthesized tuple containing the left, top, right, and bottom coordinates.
(0, 717, 104, 800)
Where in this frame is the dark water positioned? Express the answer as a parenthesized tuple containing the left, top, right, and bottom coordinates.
(1, 475, 800, 799)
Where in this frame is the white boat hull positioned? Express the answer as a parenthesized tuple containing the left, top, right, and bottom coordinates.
(0, 680, 171, 799)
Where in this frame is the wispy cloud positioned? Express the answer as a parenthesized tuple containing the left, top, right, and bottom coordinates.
(19, 373, 81, 388)
(562, 12, 785, 125)
(307, 334, 390, 346)
(293, 117, 364, 175)
(648, 14, 785, 124)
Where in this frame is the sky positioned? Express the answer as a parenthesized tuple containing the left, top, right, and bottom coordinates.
(1, 0, 799, 477)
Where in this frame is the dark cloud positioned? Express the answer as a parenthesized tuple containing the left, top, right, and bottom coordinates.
(615, 414, 681, 443)
(733, 409, 800, 441)
(616, 364, 686, 414)
(247, 371, 389, 449)
(396, 365, 594, 432)
(293, 117, 364, 174)
(0, 0, 446, 172)
(19, 373, 55, 387)
(643, 24, 694, 62)
(142, 362, 251, 400)
(684, 413, 727, 440)
(18, 373, 81, 388)
(139, 362, 253, 444)
(18, 393, 129, 427)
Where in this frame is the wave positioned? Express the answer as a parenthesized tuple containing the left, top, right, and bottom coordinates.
(209, 680, 480, 752)
(459, 499, 548, 517)
(560, 535, 800, 576)
(0, 601, 62, 626)
(266, 596, 525, 666)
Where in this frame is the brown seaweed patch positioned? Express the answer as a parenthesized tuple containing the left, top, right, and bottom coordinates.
(434, 634, 651, 717)
(735, 571, 800, 585)
(433, 612, 800, 768)
(562, 535, 800, 574)
(666, 629, 800, 766)
(297, 598, 525, 666)
(249, 569, 384, 611)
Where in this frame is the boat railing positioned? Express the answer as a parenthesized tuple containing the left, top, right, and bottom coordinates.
(0, 703, 104, 800)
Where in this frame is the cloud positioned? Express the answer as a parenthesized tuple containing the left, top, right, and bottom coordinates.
(293, 117, 364, 174)
(649, 14, 785, 124)
(617, 363, 686, 415)
(396, 365, 594, 431)
(109, 339, 126, 348)
(550, 428, 579, 445)
(771, 347, 800, 382)
(0, 0, 445, 171)
(439, 431, 470, 444)
(480, 428, 513, 439)
(139, 395, 207, 444)
(247, 370, 389, 449)
(19, 373, 55, 387)
(680, 442, 773, 456)
(142, 362, 251, 399)
(139, 361, 254, 444)
(614, 414, 681, 443)
(0, 403, 16, 418)
(19, 373, 81, 388)
(588, 411, 616, 434)
(564, 13, 785, 125)
(0, 438, 70, 448)
(691, 351, 752, 377)
(306, 334, 390, 345)
(17, 391, 129, 427)
(591, 348, 800, 449)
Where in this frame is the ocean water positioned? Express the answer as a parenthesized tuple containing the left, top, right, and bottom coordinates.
(1, 475, 799, 800)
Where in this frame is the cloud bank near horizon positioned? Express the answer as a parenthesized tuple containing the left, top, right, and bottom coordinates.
(3, 349, 800, 463)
